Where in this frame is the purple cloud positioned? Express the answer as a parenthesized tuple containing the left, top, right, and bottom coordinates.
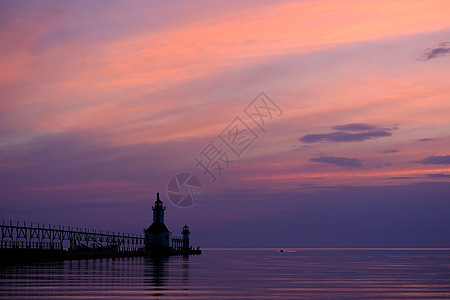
(300, 123, 394, 143)
(310, 156, 362, 167)
(379, 149, 398, 153)
(332, 123, 378, 131)
(300, 130, 391, 143)
(427, 174, 450, 179)
(418, 42, 450, 61)
(411, 155, 450, 165)
(418, 138, 435, 142)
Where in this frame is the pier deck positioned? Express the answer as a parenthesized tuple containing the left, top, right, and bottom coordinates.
(0, 220, 201, 264)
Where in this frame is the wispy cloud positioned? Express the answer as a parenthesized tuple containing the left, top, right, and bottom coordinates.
(332, 123, 378, 131)
(411, 155, 450, 165)
(418, 42, 450, 61)
(427, 173, 450, 179)
(379, 149, 398, 153)
(300, 123, 393, 143)
(300, 131, 391, 143)
(418, 138, 435, 142)
(310, 156, 362, 167)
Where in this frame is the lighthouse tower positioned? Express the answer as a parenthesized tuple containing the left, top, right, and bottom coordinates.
(182, 225, 190, 250)
(144, 193, 172, 249)
(153, 193, 165, 224)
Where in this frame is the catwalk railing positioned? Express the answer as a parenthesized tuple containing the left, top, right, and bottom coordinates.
(0, 220, 145, 251)
(172, 236, 183, 250)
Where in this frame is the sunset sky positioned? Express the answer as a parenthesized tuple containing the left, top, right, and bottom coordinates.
(1, 0, 449, 247)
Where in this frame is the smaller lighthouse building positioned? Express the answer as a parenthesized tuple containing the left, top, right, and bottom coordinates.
(182, 225, 190, 250)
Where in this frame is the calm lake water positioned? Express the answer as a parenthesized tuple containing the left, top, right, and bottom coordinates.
(1, 248, 449, 299)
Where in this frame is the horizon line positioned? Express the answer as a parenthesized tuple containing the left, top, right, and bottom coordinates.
(204, 247, 450, 251)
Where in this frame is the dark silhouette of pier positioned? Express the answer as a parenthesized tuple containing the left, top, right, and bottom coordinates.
(1, 193, 201, 264)
(0, 220, 146, 263)
(1, 220, 144, 250)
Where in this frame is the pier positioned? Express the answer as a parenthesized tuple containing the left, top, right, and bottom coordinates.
(0, 193, 201, 264)
(0, 220, 145, 263)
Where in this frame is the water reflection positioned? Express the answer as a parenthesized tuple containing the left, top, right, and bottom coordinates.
(1, 250, 449, 299)
(141, 254, 191, 297)
(182, 255, 189, 287)
(143, 255, 169, 296)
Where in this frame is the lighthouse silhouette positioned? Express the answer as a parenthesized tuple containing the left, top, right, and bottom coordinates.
(182, 224, 190, 250)
(144, 193, 172, 249)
